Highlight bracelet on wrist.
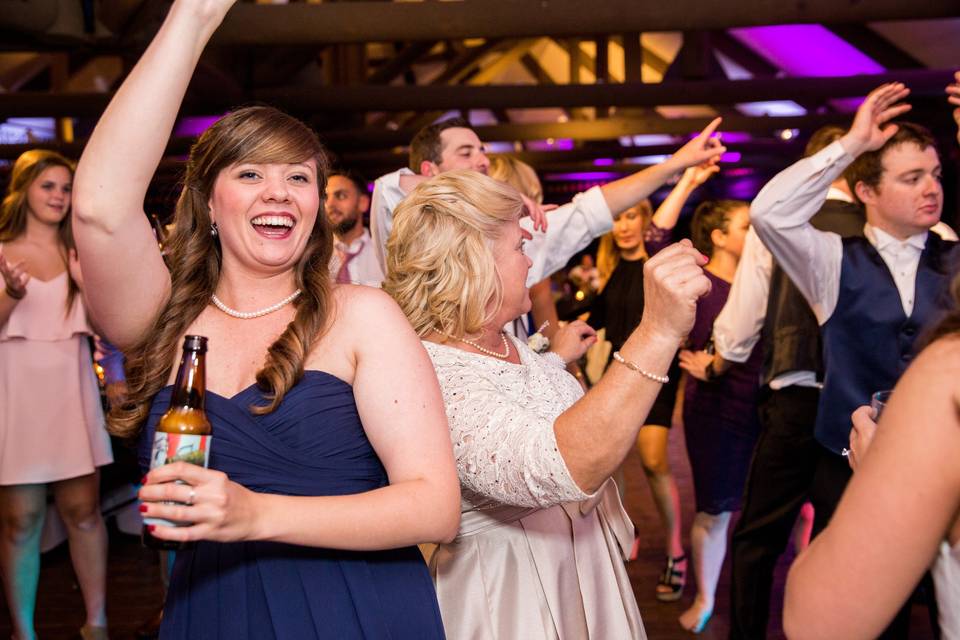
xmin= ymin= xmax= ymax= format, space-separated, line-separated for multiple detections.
xmin=612 ymin=351 xmax=669 ymax=384
xmin=704 ymin=361 xmax=716 ymax=382
xmin=4 ymin=285 xmax=25 ymax=301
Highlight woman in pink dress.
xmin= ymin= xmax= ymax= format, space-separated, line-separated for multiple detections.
xmin=0 ymin=150 xmax=112 ymax=640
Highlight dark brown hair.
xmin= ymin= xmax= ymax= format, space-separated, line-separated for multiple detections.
xmin=110 ymin=106 xmax=332 ymax=438
xmin=408 ymin=116 xmax=472 ymax=173
xmin=0 ymin=149 xmax=79 ymax=312
xmin=690 ymin=199 xmax=749 ymax=258
xmin=845 ymin=122 xmax=937 ymax=206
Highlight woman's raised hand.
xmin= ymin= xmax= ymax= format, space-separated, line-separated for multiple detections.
xmin=0 ymin=249 xmax=29 ymax=299
xmin=139 ymin=461 xmax=261 ymax=544
xmin=549 ymin=320 xmax=598 ymax=364
xmin=639 ymin=239 xmax=710 ymax=344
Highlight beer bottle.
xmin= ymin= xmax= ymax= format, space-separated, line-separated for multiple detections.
xmin=143 ymin=335 xmax=213 ymax=550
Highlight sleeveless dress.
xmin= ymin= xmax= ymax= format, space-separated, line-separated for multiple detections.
xmin=138 ymin=371 xmax=446 ymax=640
xmin=0 ymin=270 xmax=112 ymax=485
xmin=682 ymin=270 xmax=763 ymax=514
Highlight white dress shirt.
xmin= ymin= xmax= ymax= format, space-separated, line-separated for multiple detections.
xmin=750 ymin=140 xmax=932 ymax=330
xmin=330 ymin=228 xmax=385 ymax=287
xmin=713 ymin=188 xmax=853 ymax=390
xmin=370 ymin=168 xmax=614 ymax=287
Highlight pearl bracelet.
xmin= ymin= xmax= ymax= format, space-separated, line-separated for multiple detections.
xmin=612 ymin=351 xmax=669 ymax=384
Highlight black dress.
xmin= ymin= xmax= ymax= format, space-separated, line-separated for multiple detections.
xmin=588 ymin=258 xmax=682 ymax=427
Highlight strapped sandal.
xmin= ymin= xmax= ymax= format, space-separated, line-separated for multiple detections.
xmin=656 ymin=554 xmax=687 ymax=602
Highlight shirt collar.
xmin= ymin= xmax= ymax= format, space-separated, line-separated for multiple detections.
xmin=826 ymin=186 xmax=854 ymax=203
xmin=335 ymin=228 xmax=370 ymax=253
xmin=864 ymin=223 xmax=927 ymax=253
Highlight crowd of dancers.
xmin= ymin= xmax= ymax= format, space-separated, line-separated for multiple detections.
xmin=2 ymin=1 xmax=960 ymax=639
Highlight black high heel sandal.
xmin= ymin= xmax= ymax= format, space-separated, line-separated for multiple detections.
xmin=656 ymin=554 xmax=687 ymax=602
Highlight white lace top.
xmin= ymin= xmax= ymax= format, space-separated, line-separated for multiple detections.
xmin=422 ymin=335 xmax=591 ymax=509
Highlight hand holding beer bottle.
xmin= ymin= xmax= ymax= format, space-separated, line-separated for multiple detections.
xmin=142 ymin=335 xmax=212 ymax=549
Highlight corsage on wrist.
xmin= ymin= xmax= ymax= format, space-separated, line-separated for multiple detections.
xmin=527 ymin=321 xmax=550 ymax=354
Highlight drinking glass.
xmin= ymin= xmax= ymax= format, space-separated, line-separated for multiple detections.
xmin=871 ymin=390 xmax=893 ymax=420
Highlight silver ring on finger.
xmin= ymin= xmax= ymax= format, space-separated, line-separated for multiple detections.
xmin=186 ymin=486 xmax=196 ymax=506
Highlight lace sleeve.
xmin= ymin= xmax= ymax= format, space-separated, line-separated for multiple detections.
xmin=436 ymin=363 xmax=590 ymax=508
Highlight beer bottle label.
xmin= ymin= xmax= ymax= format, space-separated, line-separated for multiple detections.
xmin=143 ymin=432 xmax=212 ymax=528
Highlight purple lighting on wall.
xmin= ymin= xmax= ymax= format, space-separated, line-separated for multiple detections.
xmin=593 ymin=158 xmax=615 ymax=166
xmin=730 ymin=25 xmax=885 ymax=78
xmin=721 ymin=151 xmax=742 ymax=163
xmin=544 ymin=171 xmax=622 ymax=182
xmin=174 ymin=116 xmax=222 ymax=138
xmin=718 ymin=131 xmax=752 ymax=144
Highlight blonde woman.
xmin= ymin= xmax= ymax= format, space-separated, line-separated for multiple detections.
xmin=384 ymin=170 xmax=712 ymax=639
xmin=71 ymin=1 xmax=459 ymax=637
xmin=0 ymin=150 xmax=111 ymax=640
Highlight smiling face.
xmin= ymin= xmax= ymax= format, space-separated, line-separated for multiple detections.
xmin=207 ymin=160 xmax=321 ymax=274
xmin=857 ymin=143 xmax=943 ymax=239
xmin=429 ymin=127 xmax=490 ymax=176
xmin=490 ymin=217 xmax=533 ymax=323
xmin=26 ymin=165 xmax=72 ymax=226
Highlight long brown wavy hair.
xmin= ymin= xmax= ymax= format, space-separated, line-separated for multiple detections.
xmin=0 ymin=149 xmax=79 ymax=312
xmin=109 ymin=106 xmax=332 ymax=439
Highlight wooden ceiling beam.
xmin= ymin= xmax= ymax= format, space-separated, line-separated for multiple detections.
xmin=208 ymin=1 xmax=960 ymax=45
xmin=2 ymin=69 xmax=950 ymax=117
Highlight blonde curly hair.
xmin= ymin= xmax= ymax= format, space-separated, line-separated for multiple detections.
xmin=383 ymin=170 xmax=524 ymax=339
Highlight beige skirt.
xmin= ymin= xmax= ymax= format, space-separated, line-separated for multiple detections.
xmin=431 ymin=479 xmax=646 ymax=639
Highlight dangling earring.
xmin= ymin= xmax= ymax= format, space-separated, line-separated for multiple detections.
xmin=210 ymin=221 xmax=219 ymax=237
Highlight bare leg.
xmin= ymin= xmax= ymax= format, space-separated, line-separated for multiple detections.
xmin=52 ymin=472 xmax=108 ymax=629
xmin=637 ymin=425 xmax=684 ymax=558
xmin=0 ymin=484 xmax=47 ymax=640
xmin=792 ymin=501 xmax=815 ymax=555
xmin=680 ymin=510 xmax=732 ymax=633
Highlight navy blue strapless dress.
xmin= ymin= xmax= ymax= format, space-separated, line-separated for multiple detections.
xmin=139 ymin=371 xmax=446 ymax=639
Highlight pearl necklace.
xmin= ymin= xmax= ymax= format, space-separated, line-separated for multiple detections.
xmin=439 ymin=330 xmax=511 ymax=359
xmin=211 ymin=289 xmax=302 ymax=319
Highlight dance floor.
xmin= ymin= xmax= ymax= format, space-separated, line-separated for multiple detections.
xmin=0 ymin=424 xmax=938 ymax=639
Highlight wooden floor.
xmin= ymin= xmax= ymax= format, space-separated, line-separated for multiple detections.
xmin=0 ymin=424 xmax=938 ymax=639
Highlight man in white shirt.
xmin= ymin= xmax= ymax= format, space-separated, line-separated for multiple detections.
xmin=370 ymin=116 xmax=727 ymax=294
xmin=326 ymin=172 xmax=385 ymax=287
xmin=749 ymin=84 xmax=958 ymax=639
xmin=691 ymin=126 xmax=866 ymax=639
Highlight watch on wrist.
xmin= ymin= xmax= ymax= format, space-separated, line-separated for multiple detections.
xmin=704 ymin=360 xmax=717 ymax=382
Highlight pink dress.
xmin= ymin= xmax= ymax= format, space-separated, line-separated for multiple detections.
xmin=0 ymin=270 xmax=112 ymax=485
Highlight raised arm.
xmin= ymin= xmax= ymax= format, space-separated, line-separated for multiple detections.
xmin=72 ymin=0 xmax=235 ymax=347
xmin=651 ymin=159 xmax=720 ymax=232
xmin=750 ymin=83 xmax=910 ymax=326
xmin=556 ymin=241 xmax=711 ymax=492
xmin=949 ymin=70 xmax=960 ymax=146
xmin=521 ymin=119 xmax=725 ymax=284
xmin=784 ymin=337 xmax=960 ymax=639
xmin=599 ymin=118 xmax=725 ymax=215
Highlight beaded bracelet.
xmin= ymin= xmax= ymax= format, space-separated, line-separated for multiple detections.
xmin=612 ymin=351 xmax=669 ymax=384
